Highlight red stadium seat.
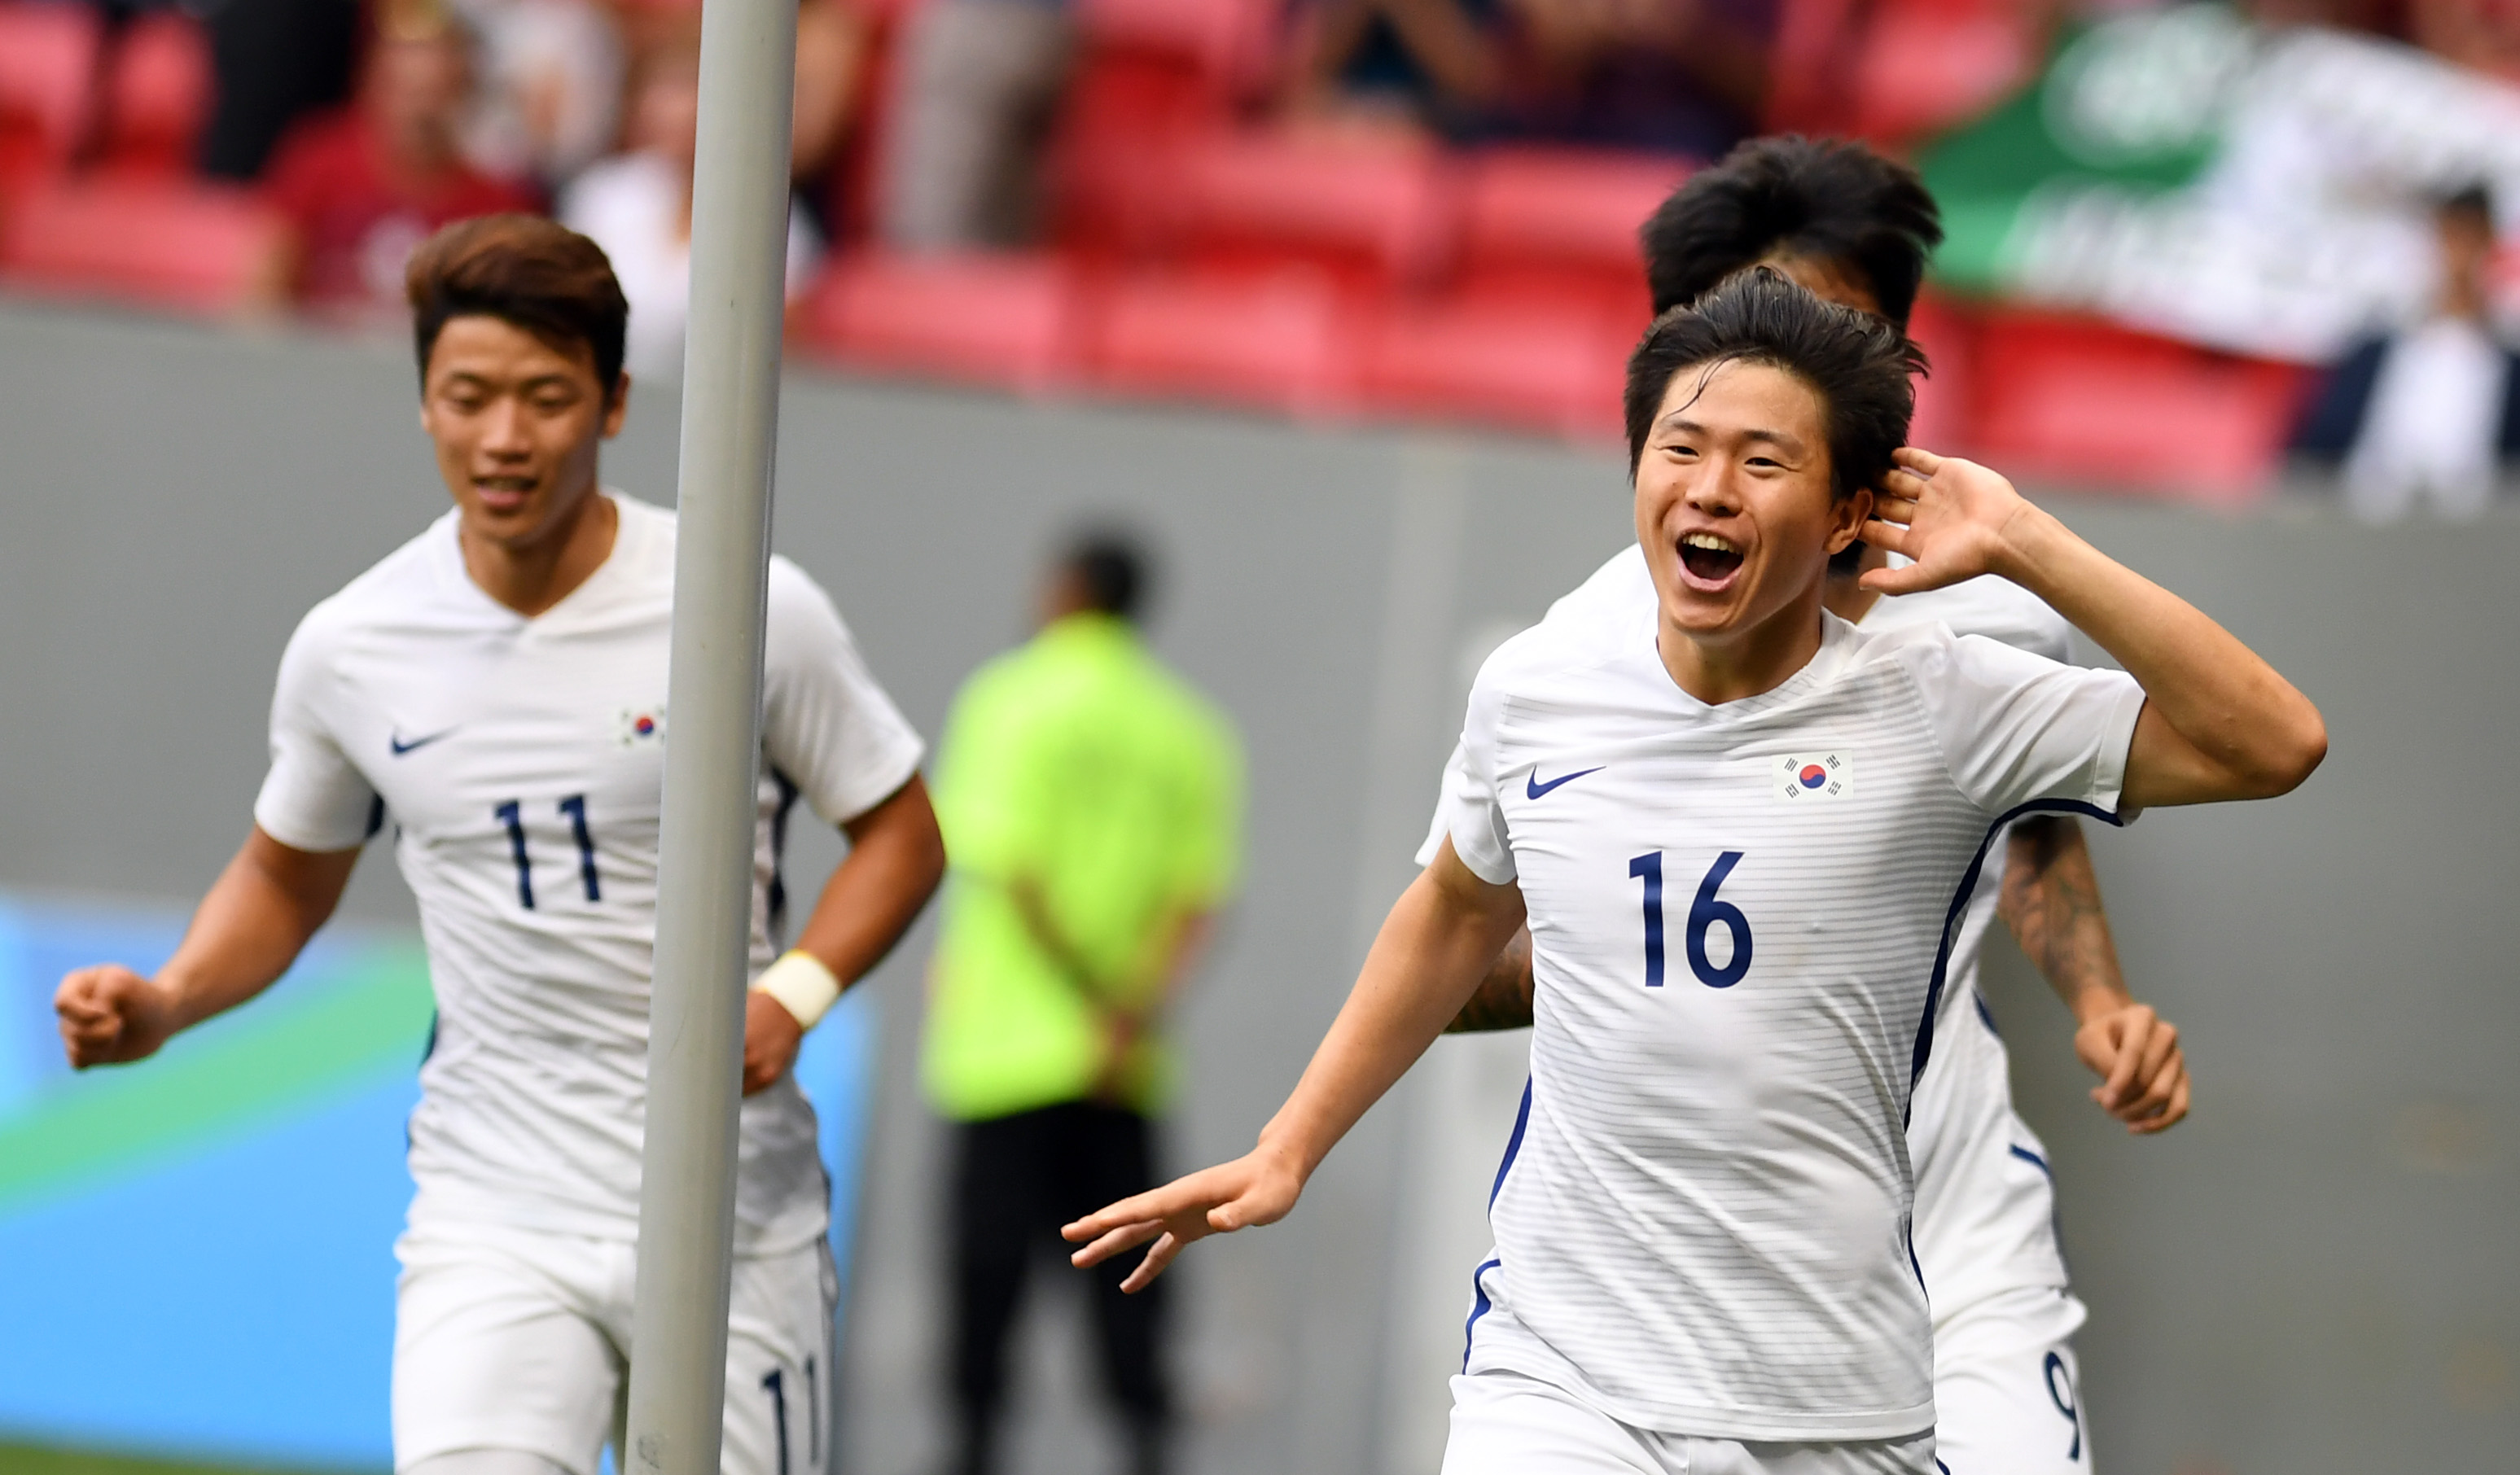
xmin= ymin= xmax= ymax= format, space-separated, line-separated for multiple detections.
xmin=1904 ymin=290 xmax=1977 ymax=453
xmin=1364 ymin=296 xmax=1628 ymax=441
xmin=1451 ymin=146 xmax=1681 ymax=322
xmin=1967 ymin=310 xmax=2307 ymax=501
xmin=797 ymin=250 xmax=1081 ymax=393
xmin=97 ymin=10 xmax=213 ymax=178
xmin=1850 ymin=0 xmax=2036 ymax=146
xmin=1164 ymin=128 xmax=1458 ymax=291
xmin=0 ymin=180 xmax=289 ymax=315
xmin=0 ymin=2 xmax=102 ymax=188
xmin=1089 ymin=268 xmax=1362 ymax=416
xmin=1076 ymin=0 xmax=1271 ymax=87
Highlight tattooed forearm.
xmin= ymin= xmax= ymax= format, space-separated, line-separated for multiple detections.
xmin=1998 ymin=815 xmax=2129 ymax=1018
xmin=1444 ymin=928 xmax=1536 ymax=1033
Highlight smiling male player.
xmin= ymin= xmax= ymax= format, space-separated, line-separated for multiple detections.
xmin=1065 ymin=271 xmax=2326 ymax=1473
xmin=1432 ymin=136 xmax=2187 ymax=1473
xmin=54 ymin=215 xmax=945 ymax=1475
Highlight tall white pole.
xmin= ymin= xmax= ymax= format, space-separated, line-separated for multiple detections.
xmin=625 ymin=0 xmax=799 ymax=1465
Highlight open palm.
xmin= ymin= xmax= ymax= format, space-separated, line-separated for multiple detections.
xmin=1857 ymin=447 xmax=2033 ymax=597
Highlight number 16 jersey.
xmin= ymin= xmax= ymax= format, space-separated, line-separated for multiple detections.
xmin=252 ymin=495 xmax=925 ymax=1254
xmin=1438 ymin=604 xmax=2141 ymax=1442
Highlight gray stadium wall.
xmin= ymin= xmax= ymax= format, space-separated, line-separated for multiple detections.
xmin=1 ymin=302 xmax=2513 ymax=1475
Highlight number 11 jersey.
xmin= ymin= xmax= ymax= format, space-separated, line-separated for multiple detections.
xmin=252 ymin=495 xmax=925 ymax=1254
xmin=1438 ymin=604 xmax=2141 ymax=1442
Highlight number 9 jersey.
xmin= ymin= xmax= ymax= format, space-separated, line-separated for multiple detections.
xmin=251 ymin=495 xmax=925 ymax=1255
xmin=1437 ymin=600 xmax=2141 ymax=1443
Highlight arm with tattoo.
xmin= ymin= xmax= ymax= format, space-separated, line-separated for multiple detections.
xmin=1443 ymin=927 xmax=1535 ymax=1033
xmin=1998 ymin=814 xmax=2189 ymax=1133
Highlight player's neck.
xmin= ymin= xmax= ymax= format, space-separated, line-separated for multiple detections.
xmin=461 ymin=487 xmax=619 ymax=618
xmin=1654 ymin=582 xmax=1830 ymax=707
xmin=1821 ymin=576 xmax=1880 ymax=624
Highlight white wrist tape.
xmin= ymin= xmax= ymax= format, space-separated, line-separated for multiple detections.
xmin=752 ymin=950 xmax=842 ymax=1030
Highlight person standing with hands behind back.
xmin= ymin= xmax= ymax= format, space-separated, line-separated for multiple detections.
xmin=924 ymin=532 xmax=1244 ymax=1475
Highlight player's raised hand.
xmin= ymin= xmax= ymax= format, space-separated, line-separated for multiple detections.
xmin=1063 ymin=1145 xmax=1306 ymax=1293
xmin=55 ymin=965 xmax=178 ymax=1068
xmin=2075 ymin=1000 xmax=2190 ymax=1134
xmin=741 ymin=989 xmax=805 ymax=1096
xmin=1857 ymin=448 xmax=2033 ymax=597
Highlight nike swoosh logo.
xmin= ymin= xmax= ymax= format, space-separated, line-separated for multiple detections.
xmin=388 ymin=728 xmax=458 ymax=756
xmin=1525 ymin=765 xmax=1602 ymax=800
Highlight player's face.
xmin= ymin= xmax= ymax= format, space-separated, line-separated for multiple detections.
xmin=419 ymin=314 xmax=628 ymax=552
xmin=1633 ymin=359 xmax=1870 ymax=646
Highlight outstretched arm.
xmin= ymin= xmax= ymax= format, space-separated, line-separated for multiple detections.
xmin=1064 ymin=840 xmax=1526 ymax=1291
xmin=2000 ymin=816 xmax=2189 ymax=1133
xmin=743 ymin=774 xmax=947 ymax=1094
xmin=1864 ymin=448 xmax=2327 ymax=810
xmin=56 ymin=826 xmax=359 ymax=1069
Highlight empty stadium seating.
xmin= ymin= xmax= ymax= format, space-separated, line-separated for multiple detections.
xmin=96 ymin=10 xmax=213 ymax=178
xmin=1967 ymin=310 xmax=2307 ymax=501
xmin=798 ymin=250 xmax=1081 ymax=393
xmin=1090 ymin=269 xmax=1361 ymax=417
xmin=0 ymin=181 xmax=289 ymax=315
xmin=0 ymin=2 xmax=100 ymax=190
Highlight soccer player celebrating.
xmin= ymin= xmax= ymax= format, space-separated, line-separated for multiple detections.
xmin=1066 ymin=270 xmax=2325 ymax=1472
xmin=1438 ymin=135 xmax=2187 ymax=1473
xmin=53 ymin=215 xmax=944 ymax=1475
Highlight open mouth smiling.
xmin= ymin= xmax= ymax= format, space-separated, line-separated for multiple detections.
xmin=1677 ymin=531 xmax=1745 ymax=586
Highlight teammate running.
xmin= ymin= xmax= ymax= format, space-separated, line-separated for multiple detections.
xmin=1434 ymin=136 xmax=2188 ymax=1472
xmin=52 ymin=215 xmax=945 ymax=1475
xmin=1065 ymin=270 xmax=2325 ymax=1472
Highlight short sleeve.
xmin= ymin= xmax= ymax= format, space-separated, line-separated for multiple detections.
xmin=252 ymin=612 xmax=378 ymax=852
xmin=1435 ymin=670 xmax=1517 ymax=884
xmin=1904 ymin=631 xmax=2146 ymax=821
xmin=761 ymin=559 xmax=926 ymax=826
xmin=1414 ymin=742 xmax=1470 ymax=868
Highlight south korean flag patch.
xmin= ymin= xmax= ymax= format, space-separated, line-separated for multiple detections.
xmin=1773 ymin=752 xmax=1854 ymax=803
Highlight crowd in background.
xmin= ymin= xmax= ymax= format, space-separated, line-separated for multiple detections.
xmin=7 ymin=0 xmax=2520 ymax=507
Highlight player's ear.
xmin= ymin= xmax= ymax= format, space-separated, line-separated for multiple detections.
xmin=1825 ymin=485 xmax=1874 ymax=554
xmin=603 ymin=374 xmax=632 ymax=438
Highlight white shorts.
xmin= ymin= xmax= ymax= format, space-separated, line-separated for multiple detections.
xmin=392 ymin=1222 xmax=835 ymax=1475
xmin=1440 ymin=1369 xmax=1937 ymax=1475
xmin=1931 ymin=1285 xmax=2090 ymax=1475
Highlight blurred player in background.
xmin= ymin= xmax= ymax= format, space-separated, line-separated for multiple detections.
xmin=924 ymin=532 xmax=1244 ymax=1475
xmin=1066 ymin=269 xmax=2326 ymax=1473
xmin=53 ymin=214 xmax=945 ymax=1475
xmin=1435 ymin=136 xmax=2189 ymax=1473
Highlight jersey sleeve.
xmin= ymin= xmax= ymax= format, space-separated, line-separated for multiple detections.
xmin=1904 ymin=630 xmax=2147 ymax=821
xmin=1415 ymin=742 xmax=1470 ymax=868
xmin=252 ymin=609 xmax=379 ymax=852
xmin=761 ymin=559 xmax=926 ymax=826
xmin=1435 ymin=667 xmax=1517 ymax=884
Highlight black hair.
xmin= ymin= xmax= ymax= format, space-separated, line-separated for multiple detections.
xmin=1638 ymin=136 xmax=1943 ymax=328
xmin=2443 ymin=182 xmax=2494 ymax=224
xmin=1624 ymin=268 xmax=1926 ymax=501
xmin=406 ymin=214 xmax=629 ymax=400
xmin=1061 ymin=530 xmax=1149 ymax=621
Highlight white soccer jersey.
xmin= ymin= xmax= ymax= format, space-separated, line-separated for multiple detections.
xmin=1435 ymin=571 xmax=2142 ymax=1440
xmin=1418 ymin=548 xmax=2089 ymax=1323
xmin=254 ymin=494 xmax=924 ymax=1254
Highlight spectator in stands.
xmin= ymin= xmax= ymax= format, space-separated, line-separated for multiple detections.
xmin=879 ymin=0 xmax=1073 ymax=249
xmin=261 ymin=0 xmax=537 ymax=317
xmin=2294 ymin=186 xmax=2519 ymax=521
xmin=926 ymin=532 xmax=1242 ymax=1475
xmin=452 ymin=0 xmax=629 ymax=188
xmin=199 ymin=0 xmax=360 ymax=180
xmin=561 ymin=27 xmax=822 ymax=379
xmin=1291 ymin=0 xmax=1773 ymax=158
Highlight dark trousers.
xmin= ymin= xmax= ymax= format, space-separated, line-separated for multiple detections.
xmin=949 ymin=1101 xmax=1169 ymax=1475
